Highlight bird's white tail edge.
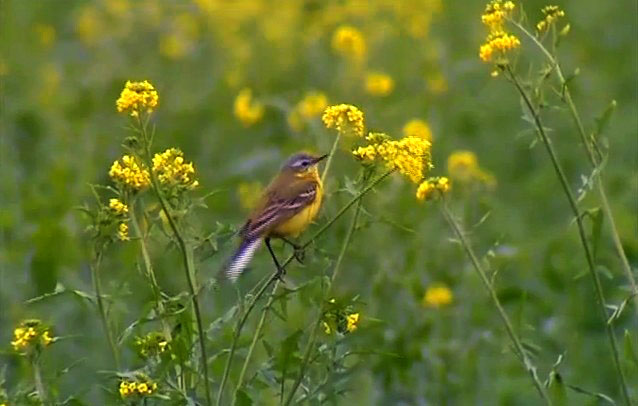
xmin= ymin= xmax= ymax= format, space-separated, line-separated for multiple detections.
xmin=225 ymin=237 xmax=262 ymax=282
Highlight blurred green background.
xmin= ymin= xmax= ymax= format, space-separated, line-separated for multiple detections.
xmin=1 ymin=0 xmax=636 ymax=404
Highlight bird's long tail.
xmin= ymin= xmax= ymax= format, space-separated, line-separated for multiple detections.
xmin=225 ymin=237 xmax=262 ymax=282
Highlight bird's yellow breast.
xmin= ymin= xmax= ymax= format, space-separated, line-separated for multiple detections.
xmin=272 ymin=181 xmax=323 ymax=237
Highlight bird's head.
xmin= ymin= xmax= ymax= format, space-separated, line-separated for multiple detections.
xmin=282 ymin=152 xmax=328 ymax=178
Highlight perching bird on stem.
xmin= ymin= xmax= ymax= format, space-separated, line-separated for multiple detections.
xmin=225 ymin=152 xmax=327 ymax=282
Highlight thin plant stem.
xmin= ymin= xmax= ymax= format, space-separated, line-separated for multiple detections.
xmin=321 ymin=133 xmax=341 ymax=185
xmin=505 ymin=67 xmax=631 ymax=405
xmin=283 ymin=194 xmax=365 ymax=406
xmin=231 ymin=280 xmax=281 ymax=405
xmin=510 ymin=20 xmax=638 ymax=314
xmin=440 ymin=202 xmax=551 ymax=404
xmin=137 ymin=115 xmax=212 ymax=406
xmin=90 ymin=248 xmax=120 ymax=369
xmin=32 ymin=355 xmax=47 ymax=404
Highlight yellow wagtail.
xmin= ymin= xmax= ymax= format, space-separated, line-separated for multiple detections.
xmin=225 ymin=152 xmax=327 ymax=281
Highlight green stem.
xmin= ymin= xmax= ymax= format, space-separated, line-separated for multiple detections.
xmin=283 ymin=194 xmax=365 ymax=406
xmin=32 ymin=356 xmax=47 ymax=404
xmin=506 ymin=67 xmax=631 ymax=405
xmin=231 ymin=280 xmax=281 ymax=405
xmin=321 ymin=133 xmax=341 ymax=185
xmin=137 ymin=116 xmax=212 ymax=406
xmin=510 ymin=20 xmax=638 ymax=314
xmin=440 ymin=203 xmax=551 ymax=404
xmin=91 ymin=248 xmax=120 ymax=369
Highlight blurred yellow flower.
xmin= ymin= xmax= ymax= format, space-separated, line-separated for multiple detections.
xmin=416 ymin=176 xmax=450 ymax=201
xmin=109 ymin=155 xmax=151 ymax=191
xmin=75 ymin=6 xmax=102 ymax=46
xmin=402 ymin=119 xmax=432 ymax=142
xmin=346 ymin=313 xmax=360 ymax=332
xmin=234 ymin=88 xmax=264 ymax=127
xmin=365 ymin=72 xmax=394 ymax=96
xmin=118 ymin=222 xmax=130 ymax=241
xmin=109 ymin=198 xmax=129 ymax=215
xmin=119 ymin=376 xmax=157 ymax=398
xmin=481 ymin=0 xmax=515 ymax=31
xmin=537 ymin=5 xmax=566 ymax=32
xmin=331 ymin=25 xmax=366 ymax=61
xmin=322 ymin=104 xmax=365 ymax=137
xmin=34 ymin=24 xmax=56 ymax=48
xmin=298 ymin=91 xmax=328 ymax=118
xmin=135 ymin=332 xmax=169 ymax=358
xmin=116 ymin=80 xmax=159 ymax=117
xmin=159 ymin=34 xmax=189 ymax=60
xmin=423 ymin=284 xmax=453 ymax=308
xmin=447 ymin=150 xmax=496 ymax=187
xmin=152 ymin=148 xmax=199 ymax=189
xmin=237 ymin=181 xmax=263 ymax=211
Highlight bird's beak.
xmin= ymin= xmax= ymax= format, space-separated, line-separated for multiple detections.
xmin=314 ymin=154 xmax=329 ymax=164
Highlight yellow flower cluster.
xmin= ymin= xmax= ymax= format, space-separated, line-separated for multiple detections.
xmin=423 ymin=284 xmax=453 ymax=308
xmin=119 ymin=377 xmax=158 ymax=398
xmin=116 ymin=80 xmax=159 ymax=117
xmin=352 ymin=133 xmax=433 ymax=184
xmin=288 ymin=91 xmax=329 ymax=132
xmin=402 ymin=119 xmax=432 ymax=142
xmin=481 ymin=0 xmax=515 ymax=31
xmin=479 ymin=31 xmax=521 ymax=62
xmin=375 ymin=136 xmax=433 ymax=184
xmin=322 ymin=104 xmax=365 ymax=137
xmin=118 ymin=222 xmax=130 ymax=241
xmin=346 ymin=313 xmax=360 ymax=333
xmin=152 ymin=148 xmax=199 ymax=189
xmin=109 ymin=155 xmax=151 ymax=191
xmin=331 ymin=25 xmax=366 ymax=61
xmin=11 ymin=320 xmax=53 ymax=352
xmin=416 ymin=176 xmax=450 ymax=201
xmin=537 ymin=5 xmax=566 ymax=32
xmin=109 ymin=198 xmax=128 ymax=215
xmin=135 ymin=332 xmax=169 ymax=358
xmin=234 ymin=88 xmax=264 ymax=127
xmin=365 ymin=72 xmax=394 ymax=96
xmin=479 ymin=0 xmax=520 ymax=63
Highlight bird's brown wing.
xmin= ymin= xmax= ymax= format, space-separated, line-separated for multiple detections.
xmin=240 ymin=178 xmax=318 ymax=240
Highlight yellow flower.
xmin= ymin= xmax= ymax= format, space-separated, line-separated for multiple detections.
xmin=346 ymin=313 xmax=360 ymax=333
xmin=234 ymin=88 xmax=264 ymax=127
xmin=119 ymin=376 xmax=157 ymax=398
xmin=365 ymin=72 xmax=394 ymax=96
xmin=116 ymin=80 xmax=159 ymax=117
xmin=118 ymin=222 xmax=130 ymax=241
xmin=135 ymin=332 xmax=170 ymax=358
xmin=481 ymin=0 xmax=515 ymax=31
xmin=109 ymin=155 xmax=151 ymax=191
xmin=536 ymin=5 xmax=566 ymax=32
xmin=11 ymin=320 xmax=53 ymax=352
xmin=322 ymin=104 xmax=365 ymax=137
xmin=423 ymin=284 xmax=453 ymax=307
xmin=375 ymin=136 xmax=433 ymax=183
xmin=331 ymin=25 xmax=366 ymax=61
xmin=447 ymin=150 xmax=478 ymax=181
xmin=479 ymin=31 xmax=520 ymax=62
xmin=402 ymin=119 xmax=432 ymax=142
xmin=137 ymin=383 xmax=149 ymax=394
xmin=297 ymin=91 xmax=328 ymax=118
xmin=109 ymin=198 xmax=129 ymax=215
xmin=352 ymin=145 xmax=377 ymax=161
xmin=237 ymin=181 xmax=263 ymax=211
xmin=416 ymin=176 xmax=450 ymax=201
xmin=152 ymin=148 xmax=199 ymax=189
xmin=119 ymin=381 xmax=131 ymax=397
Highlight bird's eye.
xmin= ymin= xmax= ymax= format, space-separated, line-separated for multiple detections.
xmin=300 ymin=160 xmax=310 ymax=167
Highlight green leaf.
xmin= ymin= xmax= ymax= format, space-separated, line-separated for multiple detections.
xmin=594 ymin=99 xmax=617 ymax=139
xmin=587 ymin=208 xmax=603 ymax=259
xmin=547 ymin=355 xmax=567 ymax=406
xmin=235 ymin=389 xmax=253 ymax=406
xmin=25 ymin=283 xmax=95 ymax=305
xmin=623 ymin=329 xmax=638 ymax=369
xmin=566 ymin=384 xmax=616 ymax=405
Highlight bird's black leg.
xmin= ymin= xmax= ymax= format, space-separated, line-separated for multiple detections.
xmin=265 ymin=237 xmax=286 ymax=281
xmin=279 ymin=236 xmax=305 ymax=264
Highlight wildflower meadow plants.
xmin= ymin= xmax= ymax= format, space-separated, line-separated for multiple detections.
xmin=2 ymin=1 xmax=636 ymax=405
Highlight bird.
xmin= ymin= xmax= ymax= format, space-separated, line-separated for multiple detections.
xmin=224 ymin=152 xmax=328 ymax=282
